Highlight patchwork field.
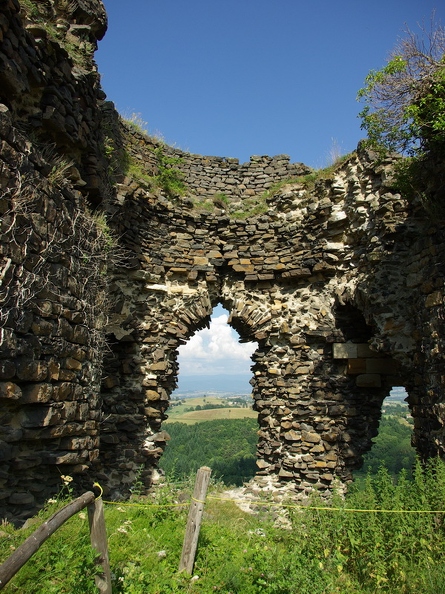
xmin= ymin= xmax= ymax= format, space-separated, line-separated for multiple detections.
xmin=165 ymin=396 xmax=257 ymax=424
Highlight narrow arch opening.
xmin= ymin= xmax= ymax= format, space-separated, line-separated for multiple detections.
xmin=161 ymin=304 xmax=259 ymax=485
xmin=354 ymin=385 xmax=416 ymax=479
xmin=333 ymin=301 xmax=415 ymax=480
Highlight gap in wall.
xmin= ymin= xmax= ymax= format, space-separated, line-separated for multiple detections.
xmin=354 ymin=386 xmax=415 ymax=480
xmin=160 ymin=305 xmax=258 ymax=484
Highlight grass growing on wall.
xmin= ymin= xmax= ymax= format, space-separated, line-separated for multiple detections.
xmin=115 ymin=116 xmax=188 ymax=199
xmin=1 ymin=459 xmax=445 ymax=593
xmin=19 ymin=0 xmax=96 ymax=68
xmin=192 ymin=152 xmax=356 ymax=219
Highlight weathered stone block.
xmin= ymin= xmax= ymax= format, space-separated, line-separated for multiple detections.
xmin=16 ymin=361 xmax=47 ymax=381
xmin=347 ymin=359 xmax=366 ymax=374
xmin=301 ymin=431 xmax=321 ymax=444
xmin=145 ymin=389 xmax=160 ymax=401
xmin=65 ymin=357 xmax=82 ymax=371
xmin=60 ymin=436 xmax=92 ymax=450
xmin=21 ymin=383 xmax=53 ymax=403
xmin=0 ymin=381 xmax=22 ymax=400
xmin=425 ymin=291 xmax=443 ymax=308
xmin=75 ymin=403 xmax=89 ymax=421
xmin=356 ymin=344 xmax=377 ymax=357
xmin=281 ymin=268 xmax=311 ymax=279
xmin=52 ymin=383 xmax=76 ymax=401
xmin=280 ymin=421 xmax=293 ymax=430
xmin=21 ymin=406 xmax=62 ymax=428
xmin=283 ymin=430 xmax=300 ymax=441
xmin=150 ymin=361 xmax=168 ymax=371
xmin=60 ymin=402 xmax=77 ymax=422
xmin=58 ymin=369 xmax=76 ymax=381
xmin=47 ymin=360 xmax=60 ymax=380
xmin=366 ymin=359 xmax=399 ymax=375
xmin=46 ymin=451 xmax=89 ymax=464
xmin=31 ymin=317 xmax=54 ymax=336
xmin=9 ymin=492 xmax=35 ymax=505
xmin=233 ymin=263 xmax=254 ymax=273
xmin=102 ymin=375 xmax=119 ymax=389
xmin=144 ymin=407 xmax=161 ymax=417
xmin=322 ymin=428 xmax=341 ymax=442
xmin=333 ymin=343 xmax=357 ymax=358
xmin=147 ymin=430 xmax=170 ymax=443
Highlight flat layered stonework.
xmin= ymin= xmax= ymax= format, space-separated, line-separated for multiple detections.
xmin=1 ymin=0 xmax=445 ymax=521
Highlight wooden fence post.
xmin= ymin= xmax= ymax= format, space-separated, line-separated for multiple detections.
xmin=0 ymin=491 xmax=96 ymax=590
xmin=87 ymin=497 xmax=112 ymax=594
xmin=179 ymin=466 xmax=211 ymax=574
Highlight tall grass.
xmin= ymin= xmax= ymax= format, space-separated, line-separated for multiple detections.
xmin=0 ymin=460 xmax=444 ymax=593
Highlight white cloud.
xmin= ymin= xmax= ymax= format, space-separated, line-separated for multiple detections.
xmin=178 ymin=312 xmax=257 ymax=376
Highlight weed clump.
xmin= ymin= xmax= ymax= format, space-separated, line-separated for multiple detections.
xmin=0 ymin=459 xmax=444 ymax=593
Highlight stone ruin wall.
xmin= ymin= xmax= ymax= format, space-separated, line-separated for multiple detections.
xmin=0 ymin=0 xmax=112 ymax=520
xmin=121 ymin=120 xmax=311 ymax=200
xmin=102 ymin=143 xmax=445 ymax=500
xmin=1 ymin=0 xmax=445 ymax=520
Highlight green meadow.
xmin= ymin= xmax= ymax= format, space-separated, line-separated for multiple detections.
xmin=166 ymin=397 xmax=257 ymax=425
xmin=1 ymin=461 xmax=445 ymax=593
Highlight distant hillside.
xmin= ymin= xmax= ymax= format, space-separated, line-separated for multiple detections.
xmin=173 ymin=374 xmax=252 ymax=395
xmin=160 ymin=418 xmax=258 ymax=485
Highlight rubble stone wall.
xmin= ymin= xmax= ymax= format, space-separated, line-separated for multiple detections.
xmin=1 ymin=0 xmax=445 ymax=519
xmin=0 ymin=0 xmax=111 ymax=520
xmin=121 ymin=123 xmax=311 ymax=199
xmin=103 ymin=143 xmax=445 ymax=500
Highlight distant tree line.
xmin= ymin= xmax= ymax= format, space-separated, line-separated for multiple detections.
xmin=358 ymin=414 xmax=415 ymax=477
xmin=160 ymin=409 xmax=415 ymax=487
xmin=159 ymin=418 xmax=258 ymax=486
xmin=183 ymin=403 xmax=231 ymax=413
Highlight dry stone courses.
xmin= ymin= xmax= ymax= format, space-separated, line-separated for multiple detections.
xmin=102 ymin=142 xmax=445 ymax=502
xmin=0 ymin=0 xmax=445 ymax=520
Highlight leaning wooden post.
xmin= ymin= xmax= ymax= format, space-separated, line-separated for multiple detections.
xmin=179 ymin=466 xmax=212 ymax=574
xmin=0 ymin=491 xmax=95 ymax=590
xmin=87 ymin=497 xmax=112 ymax=594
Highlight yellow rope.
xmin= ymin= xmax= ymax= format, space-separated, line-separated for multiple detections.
xmin=99 ymin=494 xmax=445 ymax=515
xmin=93 ymin=482 xmax=103 ymax=499
xmin=102 ymin=499 xmax=189 ymax=508
xmin=206 ymin=496 xmax=445 ymax=514
xmin=94 ymin=482 xmax=445 ymax=515
xmin=191 ymin=497 xmax=206 ymax=505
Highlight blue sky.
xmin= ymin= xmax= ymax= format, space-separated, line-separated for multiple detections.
xmin=97 ymin=0 xmax=442 ymax=168
xmin=176 ymin=305 xmax=256 ymax=379
xmin=96 ymin=1 xmax=442 ymax=386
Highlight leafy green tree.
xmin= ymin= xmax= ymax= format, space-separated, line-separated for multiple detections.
xmin=357 ymin=415 xmax=415 ymax=477
xmin=358 ymin=21 xmax=445 ymax=155
xmin=357 ymin=19 xmax=445 ymax=205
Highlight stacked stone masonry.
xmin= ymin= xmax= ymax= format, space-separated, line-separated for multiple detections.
xmin=1 ymin=0 xmax=445 ymax=520
xmin=121 ymin=125 xmax=311 ymax=200
xmin=103 ymin=144 xmax=445 ymax=501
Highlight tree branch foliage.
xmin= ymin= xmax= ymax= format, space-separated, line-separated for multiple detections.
xmin=358 ymin=17 xmax=445 ymax=208
xmin=358 ymin=18 xmax=445 ymax=156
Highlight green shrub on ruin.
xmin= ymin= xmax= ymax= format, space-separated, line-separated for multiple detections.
xmin=153 ymin=146 xmax=187 ymax=199
xmin=357 ymin=21 xmax=445 ymax=211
